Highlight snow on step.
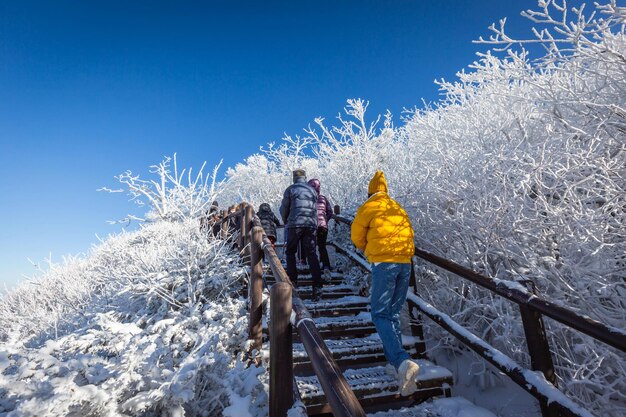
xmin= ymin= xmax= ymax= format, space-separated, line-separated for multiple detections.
xmin=303 ymin=295 xmax=369 ymax=309
xmin=311 ymin=311 xmax=372 ymax=329
xmin=367 ymin=397 xmax=496 ymax=417
xmin=292 ymin=333 xmax=420 ymax=359
xmin=296 ymin=284 xmax=358 ymax=294
xmin=263 ymin=310 xmax=370 ymax=329
xmin=297 ymin=362 xmax=453 ymax=401
xmin=263 ymin=310 xmax=371 ymax=332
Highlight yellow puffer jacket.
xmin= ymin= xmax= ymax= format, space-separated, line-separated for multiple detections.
xmin=351 ymin=171 xmax=415 ymax=263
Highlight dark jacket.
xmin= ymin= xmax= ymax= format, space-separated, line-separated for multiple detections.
xmin=308 ymin=179 xmax=333 ymax=230
xmin=280 ymin=177 xmax=318 ymax=229
xmin=228 ymin=212 xmax=240 ymax=236
xmin=257 ymin=203 xmax=281 ymax=238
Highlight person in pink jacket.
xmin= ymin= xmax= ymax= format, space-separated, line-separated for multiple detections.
xmin=308 ymin=178 xmax=333 ymax=280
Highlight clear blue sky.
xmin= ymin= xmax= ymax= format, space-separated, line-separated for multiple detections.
xmin=0 ymin=0 xmax=539 ymax=290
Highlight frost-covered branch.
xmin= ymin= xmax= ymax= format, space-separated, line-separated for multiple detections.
xmin=102 ymin=154 xmax=224 ymax=223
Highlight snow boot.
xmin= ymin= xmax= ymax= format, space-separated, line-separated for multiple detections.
xmin=397 ymin=359 xmax=420 ymax=396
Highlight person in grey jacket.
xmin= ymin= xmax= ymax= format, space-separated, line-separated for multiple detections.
xmin=280 ymin=169 xmax=322 ymax=300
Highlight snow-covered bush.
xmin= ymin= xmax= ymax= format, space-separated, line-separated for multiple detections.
xmin=0 ymin=157 xmax=268 ymax=416
xmin=220 ymin=1 xmax=626 ymax=415
xmin=406 ymin=2 xmax=626 ymax=414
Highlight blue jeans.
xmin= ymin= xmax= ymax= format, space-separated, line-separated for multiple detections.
xmin=370 ymin=262 xmax=411 ymax=369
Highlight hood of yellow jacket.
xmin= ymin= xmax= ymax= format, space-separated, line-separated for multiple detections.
xmin=368 ymin=170 xmax=388 ymax=195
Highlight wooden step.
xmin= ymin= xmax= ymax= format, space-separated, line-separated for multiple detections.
xmin=303 ymin=295 xmax=369 ymax=317
xmin=296 ymin=312 xmax=375 ymax=340
xmin=293 ymin=334 xmax=421 ymax=375
xmin=267 ymin=277 xmax=345 ymax=287
xmin=297 ymin=362 xmax=453 ymax=415
xmin=295 ymin=284 xmax=360 ymax=300
xmin=263 ymin=312 xmax=377 ymax=340
xmin=276 ymin=263 xmax=344 ymax=276
xmin=265 ymin=271 xmax=345 ymax=286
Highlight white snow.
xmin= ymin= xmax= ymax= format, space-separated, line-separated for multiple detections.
xmin=368 ymin=397 xmax=497 ymax=417
xmin=407 ymin=292 xmax=595 ymax=417
xmin=0 ymin=219 xmax=267 ymax=417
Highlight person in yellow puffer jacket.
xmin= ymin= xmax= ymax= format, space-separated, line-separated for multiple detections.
xmin=351 ymin=170 xmax=420 ymax=396
xmin=351 ymin=171 xmax=415 ymax=263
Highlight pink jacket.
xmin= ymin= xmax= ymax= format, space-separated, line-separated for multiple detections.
xmin=308 ymin=179 xmax=333 ymax=229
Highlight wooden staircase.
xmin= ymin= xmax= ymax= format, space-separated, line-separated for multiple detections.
xmin=263 ymin=259 xmax=454 ymax=416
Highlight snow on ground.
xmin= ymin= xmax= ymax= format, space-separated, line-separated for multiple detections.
xmin=369 ymin=397 xmax=496 ymax=417
xmin=0 ymin=219 xmax=267 ymax=417
xmin=432 ymin=347 xmax=540 ymax=417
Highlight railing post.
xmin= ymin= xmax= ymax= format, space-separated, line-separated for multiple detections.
xmin=270 ymin=282 xmax=293 ymax=417
xmin=242 ymin=204 xmax=254 ymax=265
xmin=237 ymin=203 xmax=246 ymax=251
xmin=332 ymin=205 xmax=341 ymax=235
xmin=249 ymin=226 xmax=264 ymax=355
xmin=518 ymin=280 xmax=559 ymax=417
xmin=409 ymin=259 xmax=427 ymax=358
xmin=220 ymin=209 xmax=229 ymax=240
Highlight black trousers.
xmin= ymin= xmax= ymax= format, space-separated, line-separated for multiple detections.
xmin=286 ymin=227 xmax=322 ymax=288
xmin=317 ymin=227 xmax=331 ymax=270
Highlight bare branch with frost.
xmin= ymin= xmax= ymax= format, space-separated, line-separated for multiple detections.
xmin=100 ymin=153 xmax=224 ymax=223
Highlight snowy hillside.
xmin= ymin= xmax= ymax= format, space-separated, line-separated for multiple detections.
xmin=0 ymin=189 xmax=266 ymax=416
